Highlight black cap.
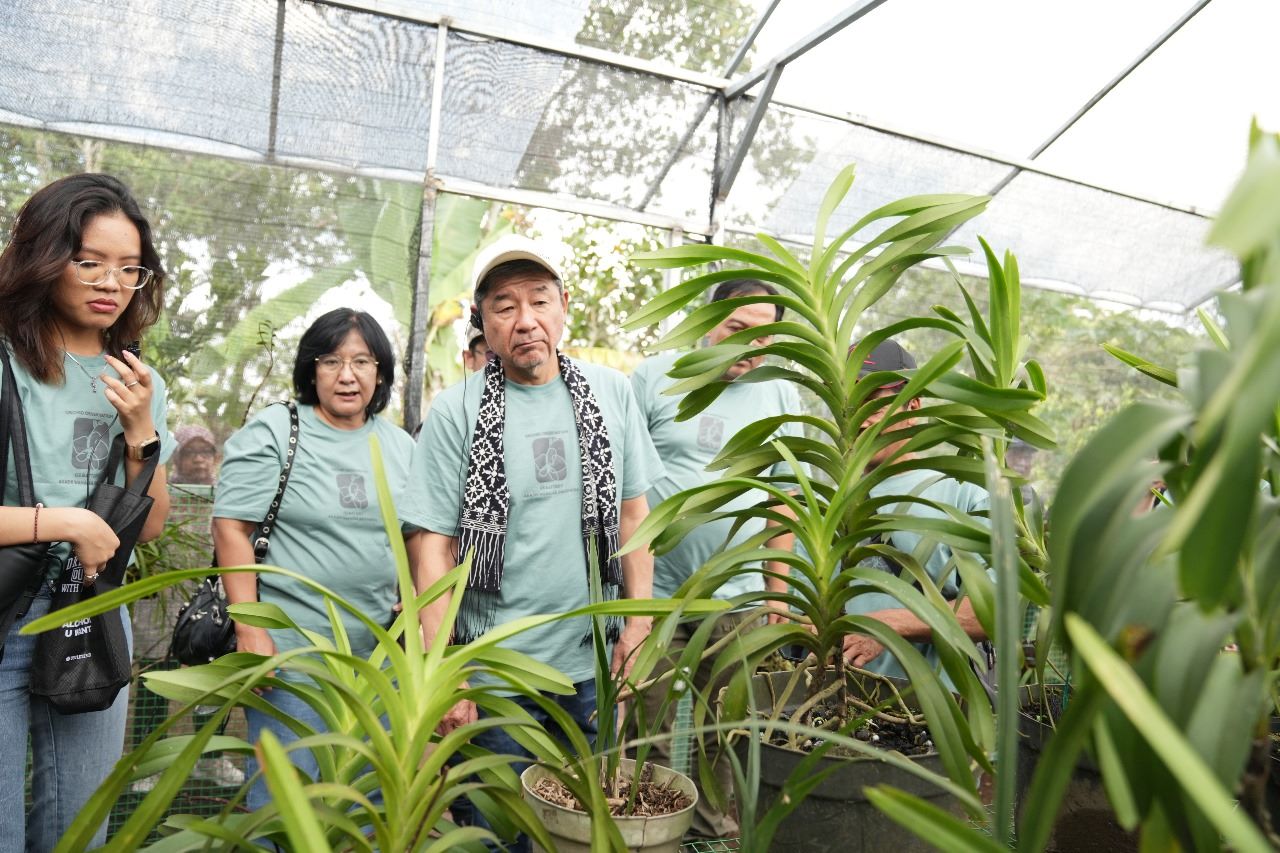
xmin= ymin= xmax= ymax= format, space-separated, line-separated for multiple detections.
xmin=857 ymin=339 xmax=917 ymax=386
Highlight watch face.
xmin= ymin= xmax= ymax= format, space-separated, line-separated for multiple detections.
xmin=131 ymin=435 xmax=161 ymax=460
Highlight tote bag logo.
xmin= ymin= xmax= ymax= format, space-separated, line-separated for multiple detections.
xmin=336 ymin=473 xmax=368 ymax=509
xmin=71 ymin=418 xmax=111 ymax=471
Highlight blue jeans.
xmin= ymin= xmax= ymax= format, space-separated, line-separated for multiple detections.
xmin=243 ymin=682 xmax=327 ymax=811
xmin=453 ymin=679 xmax=601 ymax=853
xmin=0 ymin=582 xmax=131 ymax=852
xmin=243 ymin=676 xmax=388 ymax=813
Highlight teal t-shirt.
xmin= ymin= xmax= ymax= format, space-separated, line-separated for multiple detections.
xmin=632 ymin=351 xmax=803 ymax=602
xmin=400 ymin=359 xmax=663 ymax=687
xmin=1 ymin=344 xmax=175 ymax=583
xmin=213 ymin=403 xmax=415 ymax=661
xmin=845 ymin=468 xmax=991 ymax=681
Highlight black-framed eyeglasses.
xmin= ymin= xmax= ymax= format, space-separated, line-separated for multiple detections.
xmin=70 ymin=260 xmax=154 ymax=290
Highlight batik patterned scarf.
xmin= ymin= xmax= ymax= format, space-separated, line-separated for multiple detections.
xmin=454 ymin=353 xmax=622 ymax=644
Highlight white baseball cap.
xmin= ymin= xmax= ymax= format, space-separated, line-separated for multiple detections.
xmin=471 ymin=234 xmax=565 ymax=300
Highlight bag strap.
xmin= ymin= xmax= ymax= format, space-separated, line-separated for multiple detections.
xmin=99 ymin=432 xmax=162 ymax=497
xmin=0 ymin=345 xmax=36 ymax=507
xmin=252 ymin=401 xmax=299 ymax=561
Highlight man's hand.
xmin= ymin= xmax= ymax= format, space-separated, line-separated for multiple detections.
xmin=611 ymin=617 xmax=652 ymax=680
xmin=842 ymin=632 xmax=886 ymax=667
xmin=766 ymin=599 xmax=790 ymax=625
xmin=438 ymin=695 xmax=478 ymax=735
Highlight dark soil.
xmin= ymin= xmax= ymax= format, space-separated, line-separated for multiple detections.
xmin=531 ymin=764 xmax=692 ymax=818
xmin=773 ymin=697 xmax=934 ymax=758
xmin=1023 ymin=689 xmax=1066 ymax=726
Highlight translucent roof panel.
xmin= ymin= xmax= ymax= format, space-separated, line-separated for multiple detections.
xmin=440 ymin=31 xmax=717 ymax=222
xmin=0 ymin=0 xmax=437 ymax=174
xmin=274 ymin=1 xmax=435 ymax=173
xmin=948 ymin=173 xmax=1238 ymax=313
xmin=723 ymin=104 xmax=1236 ymax=311
xmin=762 ymin=0 xmax=1201 ymax=158
xmin=729 ymin=105 xmax=1010 ymax=238
xmin=1034 ymin=0 xmax=1280 ymax=213
xmin=0 ymin=0 xmax=279 ymax=153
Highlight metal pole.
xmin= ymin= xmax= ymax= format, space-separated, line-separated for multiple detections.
xmin=266 ymin=0 xmax=287 ymax=159
xmin=716 ymin=63 xmax=784 ymax=206
xmin=403 ymin=20 xmax=449 ymax=433
xmin=637 ymin=0 xmax=782 ymax=212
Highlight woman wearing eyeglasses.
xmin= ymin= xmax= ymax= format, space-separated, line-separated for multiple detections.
xmin=0 ymin=173 xmax=173 ymax=850
xmin=212 ymin=308 xmax=414 ymax=809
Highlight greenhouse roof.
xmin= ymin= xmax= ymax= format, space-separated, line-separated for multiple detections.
xmin=1 ymin=0 xmax=1274 ymax=312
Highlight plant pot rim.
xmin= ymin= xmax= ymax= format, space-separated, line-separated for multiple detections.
xmin=519 ymin=760 xmax=699 ymax=822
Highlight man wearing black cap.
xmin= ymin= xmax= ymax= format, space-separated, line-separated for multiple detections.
xmin=843 ymin=338 xmax=992 ymax=680
xmin=401 ymin=234 xmax=663 ymax=851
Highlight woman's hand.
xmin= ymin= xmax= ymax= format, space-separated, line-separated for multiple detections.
xmin=101 ymin=350 xmax=155 ymax=441
xmin=49 ymin=506 xmax=120 ymax=576
xmin=235 ymin=623 xmax=277 ymax=659
xmin=235 ymin=623 xmax=278 ymax=690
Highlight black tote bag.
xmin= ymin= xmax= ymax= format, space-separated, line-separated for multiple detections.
xmin=0 ymin=346 xmax=50 ymax=663
xmin=31 ymin=433 xmax=159 ymax=714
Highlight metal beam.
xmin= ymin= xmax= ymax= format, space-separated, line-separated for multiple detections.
xmin=723 ymin=0 xmax=784 ymax=78
xmin=716 ymin=63 xmax=785 ymax=205
xmin=403 ymin=20 xmax=450 ymax=434
xmin=266 ymin=0 xmax=287 ymax=158
xmin=983 ymin=0 xmax=1214 ymax=202
xmin=724 ymin=0 xmax=891 ymax=100
xmin=635 ymin=0 xmax=782 ymax=212
xmin=435 ymin=174 xmax=709 ymax=235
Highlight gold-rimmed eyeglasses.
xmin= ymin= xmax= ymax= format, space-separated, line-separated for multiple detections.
xmin=70 ymin=260 xmax=154 ymax=290
xmin=315 ymin=355 xmax=379 ymax=375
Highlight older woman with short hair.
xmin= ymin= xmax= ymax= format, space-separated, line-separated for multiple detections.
xmin=212 ymin=308 xmax=414 ymax=808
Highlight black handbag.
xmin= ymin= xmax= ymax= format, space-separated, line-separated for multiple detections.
xmin=30 ymin=431 xmax=161 ymax=714
xmin=0 ymin=345 xmax=50 ymax=663
xmin=170 ymin=402 xmax=299 ymax=666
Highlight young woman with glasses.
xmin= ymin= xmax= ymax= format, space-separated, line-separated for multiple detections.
xmin=211 ymin=308 xmax=414 ymax=809
xmin=0 ymin=173 xmax=173 ymax=850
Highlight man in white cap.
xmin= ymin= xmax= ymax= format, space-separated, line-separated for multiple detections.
xmin=401 ymin=234 xmax=663 ymax=851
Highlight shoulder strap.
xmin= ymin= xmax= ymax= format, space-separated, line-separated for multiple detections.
xmin=0 ymin=345 xmax=36 ymax=507
xmin=98 ymin=431 xmax=162 ymax=495
xmin=252 ymin=401 xmax=299 ymax=560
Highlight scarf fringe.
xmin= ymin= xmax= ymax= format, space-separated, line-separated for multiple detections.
xmin=457 ymin=527 xmax=506 ymax=592
xmin=455 ymin=588 xmax=499 ymax=646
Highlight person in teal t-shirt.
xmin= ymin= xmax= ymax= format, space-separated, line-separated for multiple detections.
xmin=630 ymin=278 xmax=799 ymax=840
xmin=0 ymin=174 xmax=174 ymax=852
xmin=401 ymin=234 xmax=661 ymax=853
xmin=842 ymin=339 xmax=992 ymax=683
xmin=213 ymin=308 xmax=415 ymax=810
